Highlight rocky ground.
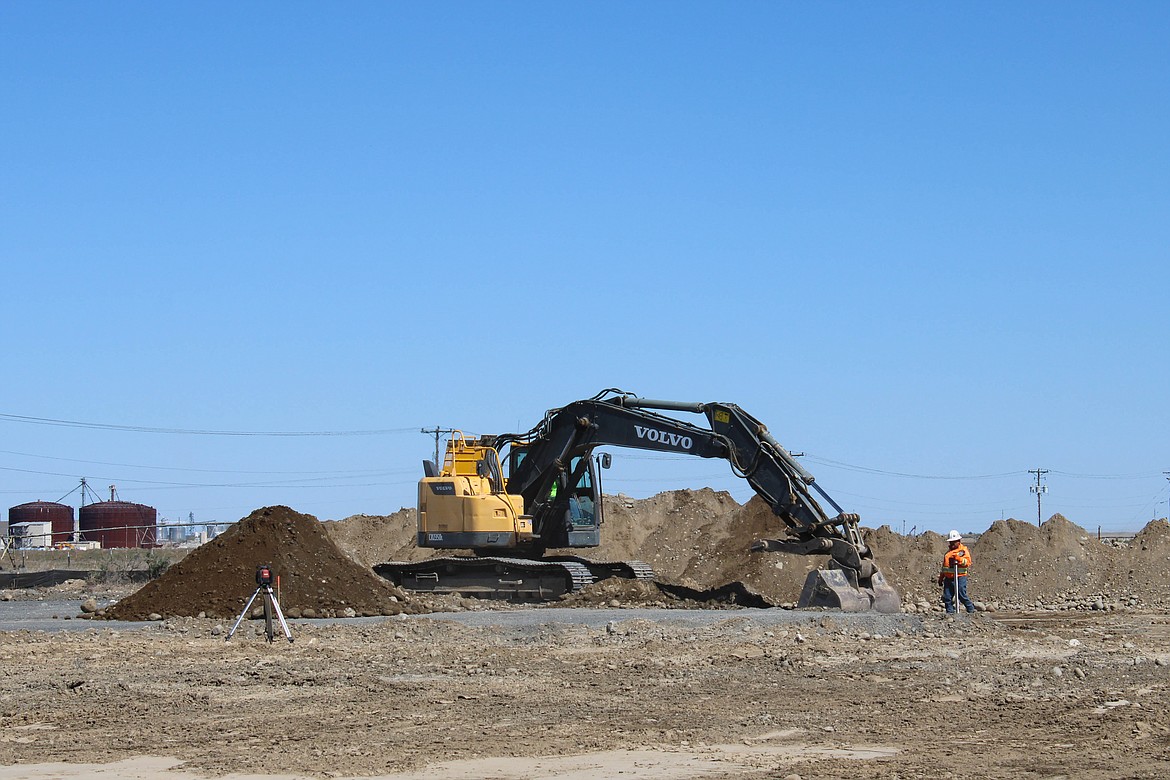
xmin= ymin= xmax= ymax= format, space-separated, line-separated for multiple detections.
xmin=0 ymin=492 xmax=1168 ymax=778
xmin=0 ymin=594 xmax=1168 ymax=779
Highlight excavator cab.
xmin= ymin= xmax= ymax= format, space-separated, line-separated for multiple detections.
xmin=507 ymin=445 xmax=605 ymax=549
xmin=559 ymin=454 xmax=603 ymax=546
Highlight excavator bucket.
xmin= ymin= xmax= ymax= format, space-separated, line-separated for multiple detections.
xmin=798 ymin=568 xmax=901 ymax=613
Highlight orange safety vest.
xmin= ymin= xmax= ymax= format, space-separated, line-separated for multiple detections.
xmin=940 ymin=544 xmax=971 ymax=578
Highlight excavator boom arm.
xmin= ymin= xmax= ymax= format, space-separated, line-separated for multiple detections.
xmin=497 ymin=391 xmax=879 ymax=577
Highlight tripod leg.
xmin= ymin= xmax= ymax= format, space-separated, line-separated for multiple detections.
xmin=226 ymin=588 xmax=262 ymax=641
xmin=266 ymin=588 xmax=295 ymax=644
xmin=263 ymin=592 xmax=274 ymax=643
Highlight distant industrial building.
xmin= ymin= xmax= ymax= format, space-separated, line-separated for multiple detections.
xmin=78 ymin=500 xmax=157 ymax=548
xmin=6 ymin=493 xmax=159 ymax=549
xmin=7 ymin=501 xmax=74 ymax=549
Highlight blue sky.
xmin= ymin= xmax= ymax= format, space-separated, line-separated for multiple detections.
xmin=2 ymin=3 xmax=1168 ymax=534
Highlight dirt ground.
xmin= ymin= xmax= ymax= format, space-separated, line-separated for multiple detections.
xmin=1 ymin=594 xmax=1169 ymax=779
xmin=1 ymin=493 xmax=1169 ymax=779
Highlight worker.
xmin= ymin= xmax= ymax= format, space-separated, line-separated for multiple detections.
xmin=550 ymin=478 xmax=586 ymax=523
xmin=938 ymin=529 xmax=975 ymax=614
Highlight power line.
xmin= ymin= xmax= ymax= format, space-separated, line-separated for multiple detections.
xmin=606 ymin=473 xmax=732 ymax=483
xmin=805 ymin=457 xmax=1165 ymax=483
xmin=0 ymin=412 xmax=417 ymax=437
xmin=803 ymin=455 xmax=1025 ymax=480
xmin=602 ymin=453 xmax=1163 ymax=483
xmin=0 ymin=448 xmax=398 ymax=476
xmin=828 ymin=488 xmax=1029 ymax=510
xmin=610 ymin=451 xmax=1025 ymax=479
xmin=0 ymin=464 xmax=414 ymax=490
xmin=6 ymin=442 xmax=1158 ymax=484
xmin=1048 ymin=469 xmax=1167 ymax=480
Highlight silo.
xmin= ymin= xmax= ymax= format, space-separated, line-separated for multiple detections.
xmin=79 ymin=501 xmax=157 ymax=548
xmin=9 ymin=501 xmax=75 ymax=546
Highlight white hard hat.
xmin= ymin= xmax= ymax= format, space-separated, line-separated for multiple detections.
xmin=947 ymin=530 xmax=962 ymax=542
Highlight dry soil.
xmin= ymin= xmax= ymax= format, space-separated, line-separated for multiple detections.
xmin=1 ymin=492 xmax=1168 ymax=779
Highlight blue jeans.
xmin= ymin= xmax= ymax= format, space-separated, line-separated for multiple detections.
xmin=942 ymin=576 xmax=975 ymax=613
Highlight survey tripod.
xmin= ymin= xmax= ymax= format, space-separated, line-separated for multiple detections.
xmin=226 ymin=565 xmax=294 ymax=644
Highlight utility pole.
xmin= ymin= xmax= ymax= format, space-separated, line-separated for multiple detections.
xmin=1164 ymin=471 xmax=1170 ymax=520
xmin=1029 ymin=469 xmax=1049 ymax=527
xmin=76 ymin=477 xmax=87 ymax=542
xmin=421 ymin=427 xmax=456 ymax=469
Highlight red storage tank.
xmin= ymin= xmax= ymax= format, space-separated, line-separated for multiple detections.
xmin=79 ymin=501 xmax=157 ymax=548
xmin=8 ymin=501 xmax=75 ymax=545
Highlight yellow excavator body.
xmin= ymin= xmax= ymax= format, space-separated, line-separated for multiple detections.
xmin=417 ymin=433 xmax=531 ymax=547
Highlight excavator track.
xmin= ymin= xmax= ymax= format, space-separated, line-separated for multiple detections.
xmin=545 ymin=556 xmax=655 ymax=583
xmin=374 ymin=557 xmax=595 ymax=602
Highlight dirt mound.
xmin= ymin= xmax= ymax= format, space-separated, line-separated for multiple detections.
xmin=548 ymin=492 xmax=818 ymax=605
xmin=1132 ymin=517 xmax=1170 ymax=548
xmin=324 ymin=507 xmax=422 ymax=567
xmin=104 ymin=506 xmax=420 ymax=620
xmin=969 ymin=514 xmax=1118 ymax=605
xmin=323 ymin=490 xmax=1170 ymax=611
xmin=1111 ymin=518 xmax=1170 ymax=600
xmin=864 ymin=526 xmax=948 ymax=605
xmin=667 ymin=496 xmax=816 ymax=605
xmin=583 ymin=488 xmax=743 ymax=565
xmin=325 ymin=490 xmax=815 ymax=606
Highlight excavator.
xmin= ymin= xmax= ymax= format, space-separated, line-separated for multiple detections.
xmin=374 ymin=389 xmax=900 ymax=612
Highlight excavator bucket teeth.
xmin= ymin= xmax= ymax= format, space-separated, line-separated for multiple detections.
xmin=867 ymin=570 xmax=902 ymax=613
xmin=798 ymin=569 xmax=901 ymax=613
